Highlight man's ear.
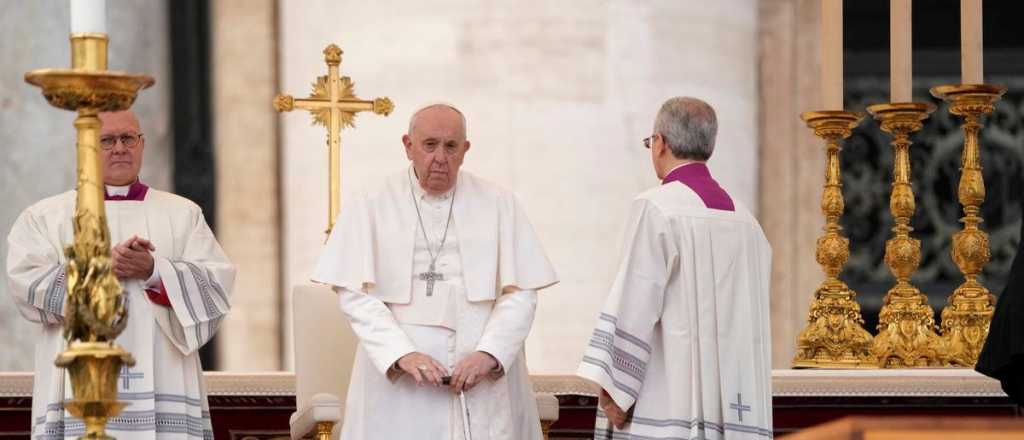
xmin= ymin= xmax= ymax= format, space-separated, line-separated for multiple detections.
xmin=402 ymin=134 xmax=413 ymax=159
xmin=653 ymin=135 xmax=667 ymax=158
xmin=463 ymin=140 xmax=471 ymax=154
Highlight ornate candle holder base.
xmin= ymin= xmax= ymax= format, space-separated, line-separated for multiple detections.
xmin=867 ymin=103 xmax=945 ymax=368
xmin=792 ymin=111 xmax=876 ymax=369
xmin=56 ymin=342 xmax=135 ymax=440
xmin=930 ymin=84 xmax=1006 ymax=367
xmin=873 ymin=285 xmax=946 ymax=368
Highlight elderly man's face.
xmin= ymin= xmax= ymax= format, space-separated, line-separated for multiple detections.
xmin=98 ymin=111 xmax=144 ymax=186
xmin=402 ymin=106 xmax=470 ymax=195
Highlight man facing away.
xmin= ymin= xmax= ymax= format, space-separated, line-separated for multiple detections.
xmin=6 ymin=110 xmax=235 ymax=440
xmin=577 ymin=97 xmax=773 ymax=439
xmin=312 ymin=103 xmax=558 ymax=439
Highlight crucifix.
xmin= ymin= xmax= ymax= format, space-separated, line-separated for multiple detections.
xmin=419 ymin=265 xmax=444 ymax=297
xmin=274 ymin=44 xmax=394 ymax=235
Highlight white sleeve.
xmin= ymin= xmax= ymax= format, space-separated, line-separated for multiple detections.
xmin=5 ymin=208 xmax=67 ymax=326
xmin=475 ymin=289 xmax=537 ymax=376
xmin=337 ymin=287 xmax=418 ymax=380
xmin=143 ymin=266 xmax=162 ymax=290
xmin=156 ymin=208 xmax=235 ymax=355
xmin=576 ymin=198 xmax=674 ymax=411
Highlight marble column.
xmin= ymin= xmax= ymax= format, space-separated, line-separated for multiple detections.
xmin=279 ymin=0 xmax=760 ymax=373
xmin=758 ymin=0 xmax=829 ymax=368
xmin=0 ymin=0 xmax=173 ymax=371
xmin=210 ymin=0 xmax=282 ymax=370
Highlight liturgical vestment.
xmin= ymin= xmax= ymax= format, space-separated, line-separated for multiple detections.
xmin=6 ymin=183 xmax=235 ymax=440
xmin=312 ymin=168 xmax=558 ymax=440
xmin=578 ymin=163 xmax=773 ymax=439
xmin=976 ymin=202 xmax=1024 ymax=406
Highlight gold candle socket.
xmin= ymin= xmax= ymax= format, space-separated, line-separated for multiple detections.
xmin=792 ymin=111 xmax=877 ymax=369
xmin=25 ymin=31 xmax=152 ymax=440
xmin=930 ymin=84 xmax=1006 ymax=367
xmin=866 ymin=102 xmax=945 ymax=368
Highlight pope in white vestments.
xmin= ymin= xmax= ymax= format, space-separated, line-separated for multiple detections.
xmin=6 ymin=111 xmax=235 ymax=440
xmin=578 ymin=97 xmax=773 ymax=439
xmin=312 ymin=104 xmax=558 ymax=440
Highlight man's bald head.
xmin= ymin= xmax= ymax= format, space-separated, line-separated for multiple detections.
xmin=407 ymin=104 xmax=467 ymax=138
xmin=98 ymin=110 xmax=145 ymax=186
xmin=402 ymin=103 xmax=471 ymax=196
xmin=99 ymin=110 xmax=141 ymax=133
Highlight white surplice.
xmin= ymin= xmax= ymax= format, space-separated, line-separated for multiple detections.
xmin=577 ymin=182 xmax=773 ymax=440
xmin=6 ymin=187 xmax=235 ymax=440
xmin=312 ymin=167 xmax=558 ymax=440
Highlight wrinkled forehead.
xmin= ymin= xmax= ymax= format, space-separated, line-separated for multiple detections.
xmin=408 ymin=105 xmax=466 ymax=140
xmin=98 ymin=111 xmax=141 ymax=134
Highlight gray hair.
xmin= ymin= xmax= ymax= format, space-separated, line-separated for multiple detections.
xmin=407 ymin=102 xmax=467 ymax=137
xmin=654 ymin=97 xmax=717 ymax=161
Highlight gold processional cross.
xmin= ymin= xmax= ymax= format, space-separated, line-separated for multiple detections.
xmin=273 ymin=44 xmax=394 ymax=235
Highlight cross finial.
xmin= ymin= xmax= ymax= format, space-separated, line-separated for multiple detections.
xmin=324 ymin=44 xmax=342 ymax=66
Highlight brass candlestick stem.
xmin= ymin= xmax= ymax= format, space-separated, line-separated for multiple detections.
xmin=930 ymin=84 xmax=1006 ymax=367
xmin=866 ymin=102 xmax=945 ymax=368
xmin=792 ymin=111 xmax=876 ymax=369
xmin=25 ymin=33 xmax=153 ymax=439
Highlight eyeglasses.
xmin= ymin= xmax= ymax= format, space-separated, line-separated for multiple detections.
xmin=642 ymin=134 xmax=659 ymax=149
xmin=100 ymin=133 xmax=143 ymax=150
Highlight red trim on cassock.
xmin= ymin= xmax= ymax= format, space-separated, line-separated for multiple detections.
xmin=146 ymin=281 xmax=172 ymax=308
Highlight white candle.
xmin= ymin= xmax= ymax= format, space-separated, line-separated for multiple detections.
xmin=890 ymin=0 xmax=912 ymax=102
xmin=961 ymin=0 xmax=983 ymax=84
xmin=821 ymin=0 xmax=844 ymax=110
xmin=70 ymin=0 xmax=106 ymax=34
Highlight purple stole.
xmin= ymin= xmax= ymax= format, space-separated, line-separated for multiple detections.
xmin=104 ymin=181 xmax=149 ymax=201
xmin=662 ymin=163 xmax=735 ymax=211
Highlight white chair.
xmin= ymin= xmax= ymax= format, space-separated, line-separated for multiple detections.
xmin=289 ymin=283 xmax=560 ymax=440
xmin=290 ymin=284 xmax=354 ymax=440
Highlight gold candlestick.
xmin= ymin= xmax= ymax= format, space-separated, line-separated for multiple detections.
xmin=25 ymin=33 xmax=152 ymax=439
xmin=930 ymin=84 xmax=1006 ymax=367
xmin=866 ymin=102 xmax=945 ymax=368
xmin=792 ymin=111 xmax=877 ymax=369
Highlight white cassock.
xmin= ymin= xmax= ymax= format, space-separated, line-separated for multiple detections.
xmin=312 ymin=167 xmax=558 ymax=440
xmin=577 ymin=182 xmax=773 ymax=439
xmin=6 ymin=184 xmax=235 ymax=440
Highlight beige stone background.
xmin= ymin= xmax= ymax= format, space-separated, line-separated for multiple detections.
xmin=2 ymin=0 xmax=826 ymax=372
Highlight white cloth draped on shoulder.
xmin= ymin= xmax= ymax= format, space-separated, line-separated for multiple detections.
xmin=577 ymin=183 xmax=773 ymax=440
xmin=6 ymin=187 xmax=235 ymax=440
xmin=312 ymin=168 xmax=558 ymax=440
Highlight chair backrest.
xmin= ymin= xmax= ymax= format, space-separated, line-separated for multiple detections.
xmin=292 ymin=284 xmax=358 ymax=414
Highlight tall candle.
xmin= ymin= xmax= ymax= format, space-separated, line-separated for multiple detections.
xmin=821 ymin=0 xmax=844 ymax=110
xmin=70 ymin=0 xmax=106 ymax=34
xmin=890 ymin=0 xmax=912 ymax=102
xmin=961 ymin=0 xmax=983 ymax=84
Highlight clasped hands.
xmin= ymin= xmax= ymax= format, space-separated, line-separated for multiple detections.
xmin=396 ymin=351 xmax=498 ymax=394
xmin=112 ymin=235 xmax=155 ymax=280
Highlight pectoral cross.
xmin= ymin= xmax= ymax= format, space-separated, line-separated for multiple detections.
xmin=274 ymin=44 xmax=394 ymax=235
xmin=418 ymin=263 xmax=445 ymax=296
